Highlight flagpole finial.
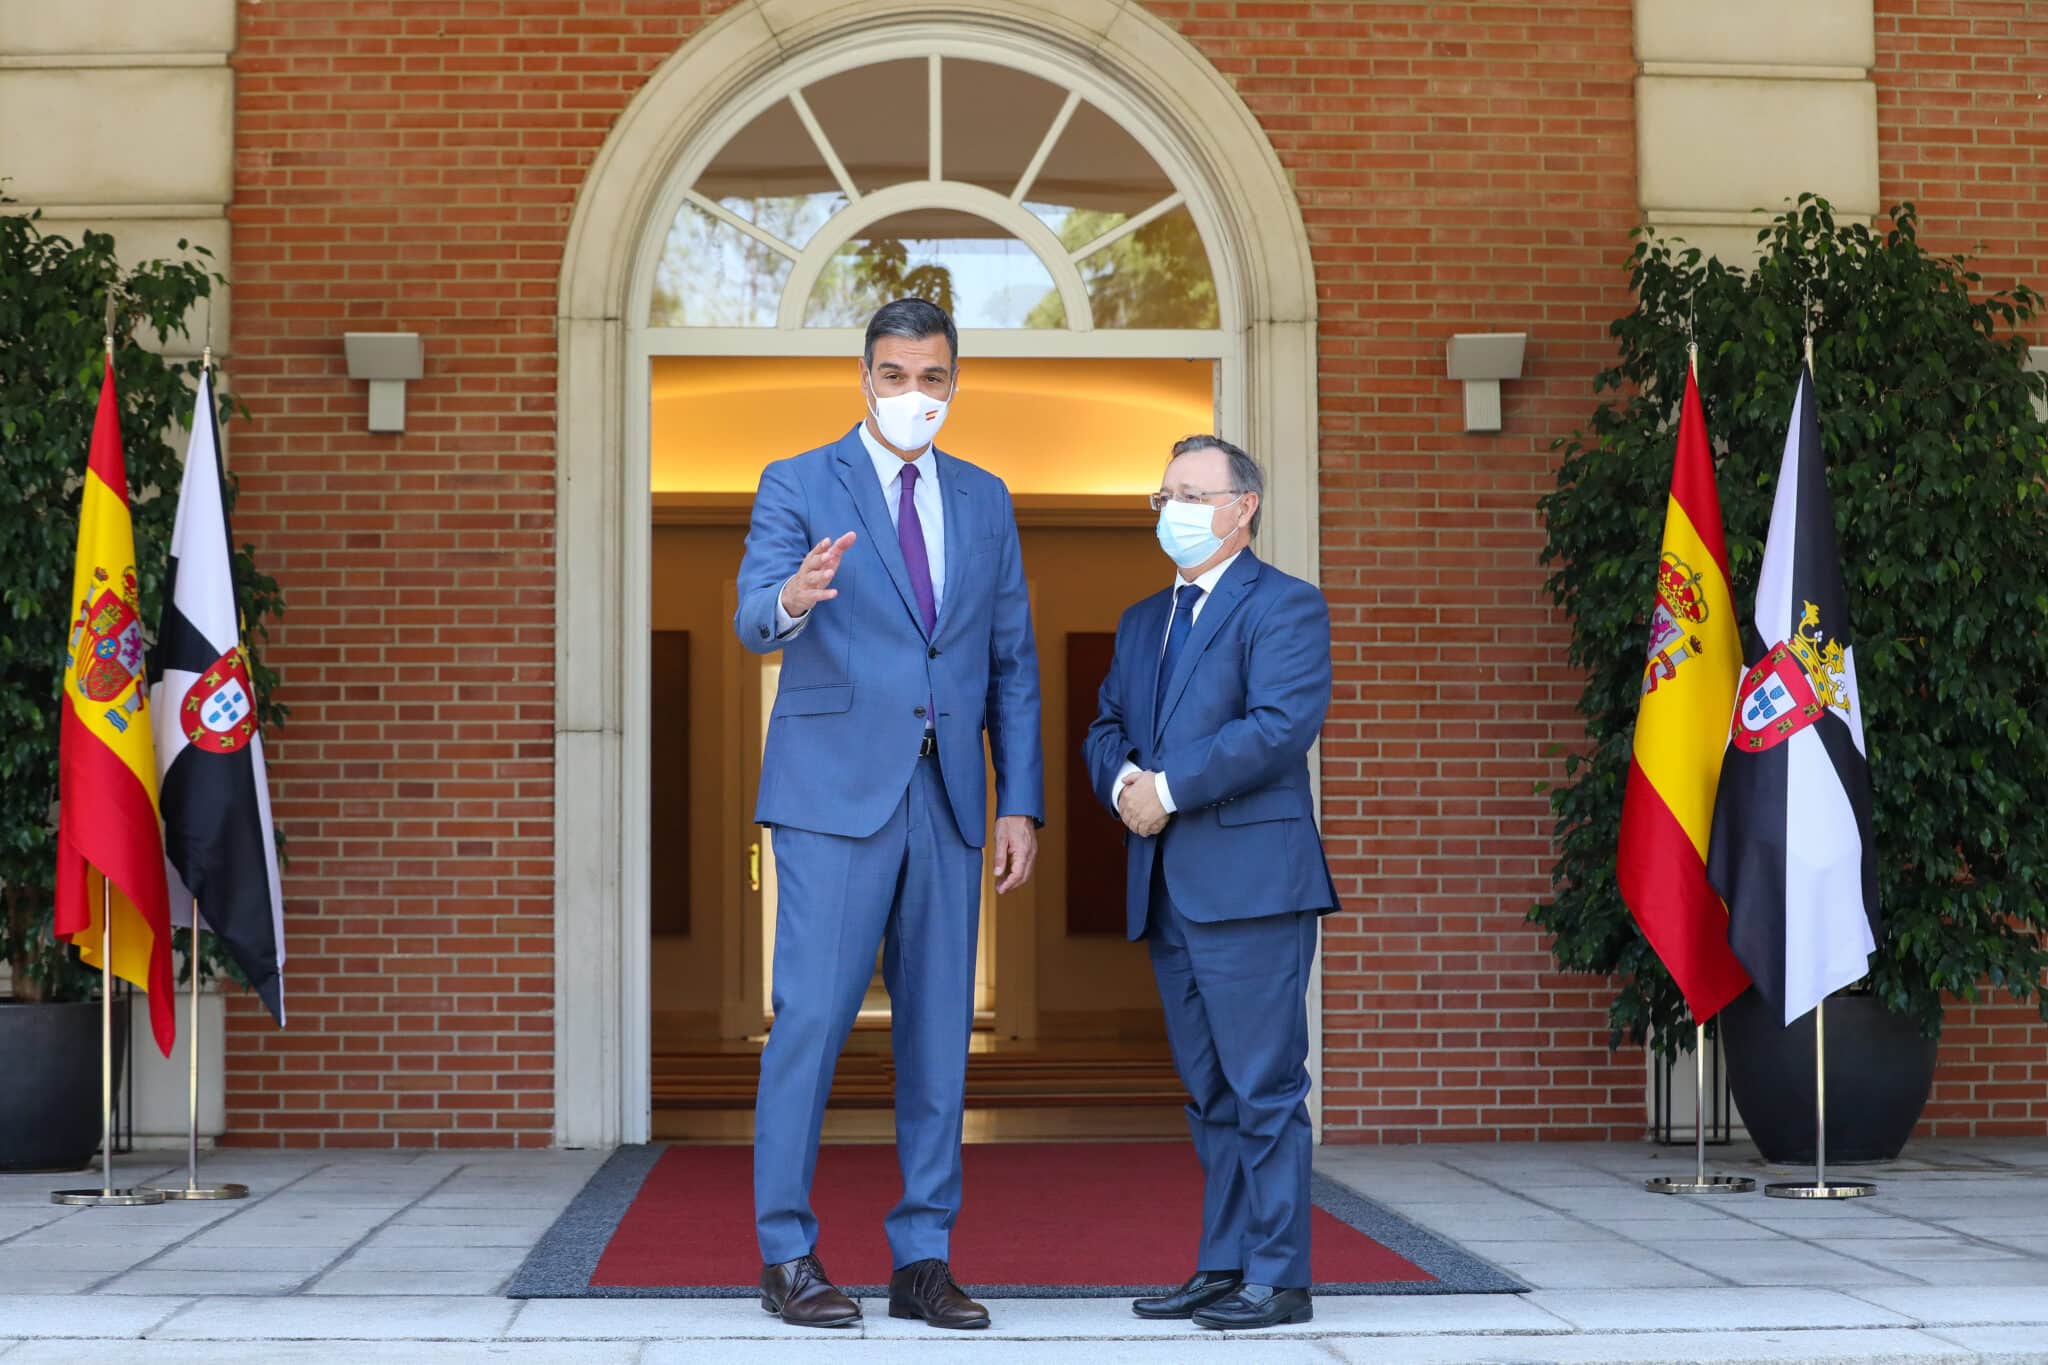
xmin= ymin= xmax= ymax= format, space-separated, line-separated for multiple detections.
xmin=103 ymin=291 xmax=117 ymax=359
xmin=1687 ymin=339 xmax=1699 ymax=381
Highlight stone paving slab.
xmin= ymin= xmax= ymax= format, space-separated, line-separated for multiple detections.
xmin=3 ymin=1141 xmax=2047 ymax=1362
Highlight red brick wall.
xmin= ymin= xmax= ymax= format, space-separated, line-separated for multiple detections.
xmin=222 ymin=0 xmax=2045 ymax=1146
xmin=225 ymin=0 xmax=744 ymax=1147
xmin=1142 ymin=0 xmax=1648 ymax=1142
xmin=1874 ymin=0 xmax=2048 ymax=1138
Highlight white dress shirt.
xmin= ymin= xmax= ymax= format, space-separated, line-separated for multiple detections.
xmin=1115 ymin=549 xmax=1244 ymax=816
xmin=775 ymin=422 xmax=946 ymax=637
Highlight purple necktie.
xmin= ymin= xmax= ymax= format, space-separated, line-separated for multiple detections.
xmin=896 ymin=464 xmax=938 ymax=636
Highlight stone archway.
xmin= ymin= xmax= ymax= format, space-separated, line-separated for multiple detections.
xmin=552 ymin=0 xmax=1318 ymax=1146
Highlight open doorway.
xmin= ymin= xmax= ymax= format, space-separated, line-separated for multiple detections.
xmin=647 ymin=353 xmax=1212 ymax=1141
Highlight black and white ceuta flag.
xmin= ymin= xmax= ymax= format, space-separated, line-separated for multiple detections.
xmin=149 ymin=369 xmax=285 ymax=1023
xmin=1707 ymin=363 xmax=1878 ymax=1025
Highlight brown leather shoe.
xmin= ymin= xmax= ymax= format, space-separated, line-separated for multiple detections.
xmin=887 ymin=1258 xmax=990 ymax=1330
xmin=759 ymin=1252 xmax=861 ymax=1328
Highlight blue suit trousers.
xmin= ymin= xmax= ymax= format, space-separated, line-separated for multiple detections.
xmin=753 ymin=754 xmax=982 ymax=1268
xmin=1146 ymin=861 xmax=1318 ymax=1288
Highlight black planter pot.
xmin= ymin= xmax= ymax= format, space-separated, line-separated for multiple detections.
xmin=0 ymin=997 xmax=130 ymax=1173
xmin=1719 ymin=987 xmax=1937 ymax=1165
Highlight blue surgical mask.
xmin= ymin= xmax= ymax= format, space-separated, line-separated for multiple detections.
xmin=1155 ymin=495 xmax=1243 ymax=569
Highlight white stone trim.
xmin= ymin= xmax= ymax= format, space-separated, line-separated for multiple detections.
xmin=1638 ymin=62 xmax=1868 ymax=82
xmin=555 ymin=0 xmax=1319 ymax=1148
xmin=0 ymin=52 xmax=229 ymax=69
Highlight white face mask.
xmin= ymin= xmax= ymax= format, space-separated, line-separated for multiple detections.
xmin=1155 ymin=495 xmax=1244 ymax=569
xmin=865 ymin=371 xmax=952 ymax=453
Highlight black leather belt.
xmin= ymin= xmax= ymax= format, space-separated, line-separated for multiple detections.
xmin=918 ymin=731 xmax=939 ymax=757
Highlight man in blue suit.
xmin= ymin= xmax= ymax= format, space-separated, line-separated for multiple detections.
xmin=735 ymin=299 xmax=1043 ymax=1331
xmin=1085 ymin=435 xmax=1339 ymax=1331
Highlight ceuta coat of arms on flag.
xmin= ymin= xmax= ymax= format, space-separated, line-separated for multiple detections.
xmin=1731 ymin=600 xmax=1852 ymax=751
xmin=69 ymin=565 xmax=148 ymax=731
xmin=182 ymin=646 xmax=259 ymax=754
xmin=1640 ymin=551 xmax=1710 ymax=695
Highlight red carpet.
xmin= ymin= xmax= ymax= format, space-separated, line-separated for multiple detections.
xmin=592 ymin=1142 xmax=1433 ymax=1290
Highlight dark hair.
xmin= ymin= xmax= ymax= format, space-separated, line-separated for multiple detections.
xmin=1168 ymin=434 xmax=1265 ymax=536
xmin=863 ymin=298 xmax=958 ymax=368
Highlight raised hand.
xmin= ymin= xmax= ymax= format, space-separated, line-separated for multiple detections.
xmin=780 ymin=531 xmax=858 ymax=619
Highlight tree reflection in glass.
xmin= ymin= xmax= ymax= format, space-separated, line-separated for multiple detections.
xmin=805 ymin=211 xmax=1064 ymax=329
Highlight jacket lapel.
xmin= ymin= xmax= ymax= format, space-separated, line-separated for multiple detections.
xmin=1130 ymin=589 xmax=1172 ymax=757
xmin=1153 ymin=552 xmax=1262 ymax=742
xmin=932 ymin=449 xmax=973 ymax=641
xmin=833 ymin=424 xmax=927 ymax=639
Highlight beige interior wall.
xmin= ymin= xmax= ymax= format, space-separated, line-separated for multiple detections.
xmin=1020 ymin=523 xmax=1169 ymax=1034
xmin=649 ymin=524 xmax=751 ymax=1040
xmin=1633 ymin=0 xmax=1877 ymax=263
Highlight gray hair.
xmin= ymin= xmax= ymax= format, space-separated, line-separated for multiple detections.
xmin=1169 ymin=434 xmax=1264 ymax=536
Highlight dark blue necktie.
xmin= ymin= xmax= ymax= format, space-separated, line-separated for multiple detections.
xmin=1154 ymin=583 xmax=1204 ymax=717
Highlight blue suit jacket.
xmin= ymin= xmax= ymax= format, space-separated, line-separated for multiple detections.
xmin=735 ymin=424 xmax=1044 ymax=846
xmin=1083 ymin=552 xmax=1340 ymax=939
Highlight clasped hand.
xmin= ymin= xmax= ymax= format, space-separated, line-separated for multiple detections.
xmin=1118 ymin=770 xmax=1170 ymax=838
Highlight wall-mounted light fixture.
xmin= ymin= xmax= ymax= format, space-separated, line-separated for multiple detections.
xmin=343 ymin=332 xmax=424 ymax=433
xmin=1446 ymin=332 xmax=1528 ymax=433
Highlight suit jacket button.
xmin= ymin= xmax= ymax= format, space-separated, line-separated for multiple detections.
xmin=758 ymin=626 xmax=769 ymax=638
xmin=928 ymin=647 xmax=940 ymax=659
xmin=914 ymin=706 xmax=927 ymax=718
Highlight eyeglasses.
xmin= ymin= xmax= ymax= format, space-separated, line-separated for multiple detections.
xmin=1148 ymin=488 xmax=1246 ymax=512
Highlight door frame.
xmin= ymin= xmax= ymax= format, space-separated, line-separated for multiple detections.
xmin=555 ymin=0 xmax=1320 ymax=1147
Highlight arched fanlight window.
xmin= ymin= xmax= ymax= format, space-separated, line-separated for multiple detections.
xmin=648 ymin=55 xmax=1220 ymax=332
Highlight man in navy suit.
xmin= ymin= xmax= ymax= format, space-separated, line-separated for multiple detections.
xmin=735 ymin=299 xmax=1043 ymax=1331
xmin=1085 ymin=435 xmax=1339 ymax=1331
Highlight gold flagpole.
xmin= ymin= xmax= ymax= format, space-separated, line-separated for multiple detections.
xmin=52 ymin=879 xmax=164 ymax=1206
xmin=55 ymin=309 xmax=166 ymax=1208
xmin=1643 ymin=1019 xmax=1753 ymax=1195
xmin=1641 ymin=327 xmax=1755 ymax=1197
xmin=1763 ymin=317 xmax=1875 ymax=1202
xmin=146 ymin=350 xmax=248 ymax=1203
xmin=149 ymin=898 xmax=247 ymax=1200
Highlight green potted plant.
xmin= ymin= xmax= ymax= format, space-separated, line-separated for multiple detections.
xmin=1533 ymin=196 xmax=2048 ymax=1161
xmin=0 ymin=205 xmax=283 ymax=1171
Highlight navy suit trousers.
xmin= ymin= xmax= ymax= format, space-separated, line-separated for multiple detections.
xmin=1145 ymin=859 xmax=1318 ymax=1287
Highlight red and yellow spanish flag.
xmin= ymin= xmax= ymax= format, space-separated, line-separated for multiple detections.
xmin=54 ymin=357 xmax=177 ymax=1056
xmin=1615 ymin=364 xmax=1751 ymax=1022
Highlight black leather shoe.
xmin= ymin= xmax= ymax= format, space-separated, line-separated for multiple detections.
xmin=1192 ymin=1283 xmax=1313 ymax=1330
xmin=759 ymin=1252 xmax=861 ymax=1328
xmin=1131 ymin=1268 xmax=1244 ymax=1319
xmin=888 ymin=1258 xmax=991 ymax=1329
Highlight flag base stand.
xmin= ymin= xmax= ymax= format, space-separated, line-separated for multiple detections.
xmin=1645 ymin=1023 xmax=1757 ymax=1194
xmin=145 ymin=921 xmax=249 ymax=1203
xmin=51 ymin=1185 xmax=166 ymax=1207
xmin=1646 ymin=1174 xmax=1756 ymax=1195
xmin=53 ymin=883 xmax=166 ymax=1208
xmin=1765 ymin=1179 xmax=1875 ymax=1200
xmin=1762 ymin=996 xmax=1875 ymax=1202
xmin=156 ymin=1183 xmax=249 ymax=1201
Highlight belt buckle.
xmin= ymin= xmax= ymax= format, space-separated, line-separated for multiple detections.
xmin=919 ymin=732 xmax=938 ymax=757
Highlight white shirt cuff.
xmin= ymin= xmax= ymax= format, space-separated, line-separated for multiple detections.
xmin=1113 ymin=760 xmax=1141 ymax=810
xmin=773 ymin=575 xmax=809 ymax=639
xmin=1153 ymin=771 xmax=1177 ymax=814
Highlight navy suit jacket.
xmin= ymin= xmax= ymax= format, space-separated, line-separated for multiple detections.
xmin=734 ymin=424 xmax=1044 ymax=846
xmin=1084 ymin=551 xmax=1340 ymax=939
